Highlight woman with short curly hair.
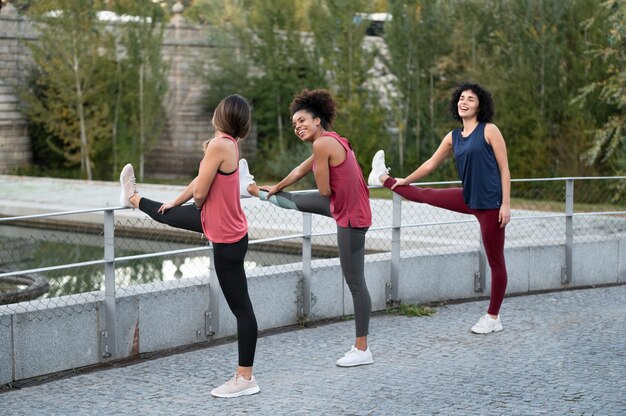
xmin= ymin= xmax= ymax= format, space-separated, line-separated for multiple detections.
xmin=369 ymin=82 xmax=511 ymax=335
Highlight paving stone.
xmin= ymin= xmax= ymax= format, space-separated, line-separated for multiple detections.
xmin=1 ymin=285 xmax=625 ymax=415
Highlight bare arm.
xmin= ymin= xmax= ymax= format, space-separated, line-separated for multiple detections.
xmin=392 ymin=132 xmax=454 ymax=188
xmin=263 ymin=155 xmax=314 ymax=197
xmin=485 ymin=123 xmax=511 ymax=227
xmin=157 ymin=177 xmax=197 ymax=214
xmin=311 ymin=137 xmax=334 ymax=197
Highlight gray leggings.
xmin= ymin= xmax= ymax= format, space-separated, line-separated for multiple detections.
xmin=260 ymin=190 xmax=371 ymax=337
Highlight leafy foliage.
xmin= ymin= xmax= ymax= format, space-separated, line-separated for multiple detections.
xmin=307 ymin=0 xmax=389 ymax=170
xmin=20 ymin=0 xmax=115 ymax=180
xmin=387 ymin=302 xmax=436 ymax=317
xmin=19 ymin=0 xmax=168 ymax=181
xmin=15 ymin=0 xmax=626 ymax=186
xmin=110 ymin=0 xmax=169 ymax=181
xmin=194 ymin=0 xmax=621 ymax=182
xmin=382 ymin=0 xmax=456 ymax=177
xmin=197 ymin=0 xmax=326 ymax=178
xmin=575 ymin=0 xmax=626 ymax=176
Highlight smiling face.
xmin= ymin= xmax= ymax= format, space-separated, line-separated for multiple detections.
xmin=457 ymin=89 xmax=480 ymax=120
xmin=292 ymin=110 xmax=321 ymax=142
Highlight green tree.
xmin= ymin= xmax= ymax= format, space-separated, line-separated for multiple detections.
xmin=576 ymin=0 xmax=626 ymax=176
xmin=381 ymin=0 xmax=420 ymax=173
xmin=19 ymin=0 xmax=168 ymax=181
xmin=111 ymin=0 xmax=169 ymax=181
xmin=308 ymin=0 xmax=388 ymax=169
xmin=191 ymin=0 xmax=619 ymax=183
xmin=459 ymin=0 xmax=553 ymax=179
xmin=382 ymin=0 xmax=455 ymax=176
xmin=244 ymin=0 xmax=325 ymax=154
xmin=21 ymin=0 xmax=115 ymax=180
xmin=197 ymin=0 xmax=325 ymax=179
xmin=443 ymin=0 xmax=606 ymax=179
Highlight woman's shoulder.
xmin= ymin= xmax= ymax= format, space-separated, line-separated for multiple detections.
xmin=314 ymin=134 xmax=341 ymax=149
xmin=483 ymin=122 xmax=501 ymax=135
xmin=206 ymin=136 xmax=236 ymax=149
xmin=203 ymin=136 xmax=236 ymax=158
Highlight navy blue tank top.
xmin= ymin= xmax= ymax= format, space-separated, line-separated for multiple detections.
xmin=452 ymin=122 xmax=502 ymax=209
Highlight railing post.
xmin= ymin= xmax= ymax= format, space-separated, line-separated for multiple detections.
xmin=207 ymin=242 xmax=219 ymax=337
xmin=563 ymin=179 xmax=574 ymax=284
xmin=389 ymin=192 xmax=402 ymax=303
xmin=102 ymin=209 xmax=117 ymax=359
xmin=301 ymin=213 xmax=313 ymax=318
xmin=475 ymin=236 xmax=487 ymax=292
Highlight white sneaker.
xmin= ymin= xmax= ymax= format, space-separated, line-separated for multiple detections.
xmin=211 ymin=374 xmax=260 ymax=398
xmin=367 ymin=150 xmax=389 ymax=187
xmin=336 ymin=346 xmax=374 ymax=367
xmin=119 ymin=163 xmax=137 ymax=208
xmin=238 ymin=159 xmax=255 ymax=198
xmin=471 ymin=314 xmax=503 ymax=334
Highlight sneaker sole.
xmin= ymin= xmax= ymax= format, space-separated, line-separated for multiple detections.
xmin=367 ymin=174 xmax=382 ymax=187
xmin=119 ymin=175 xmax=127 ymax=207
xmin=119 ymin=165 xmax=132 ymax=207
xmin=471 ymin=326 xmax=503 ymax=335
xmin=211 ymin=385 xmax=260 ymax=398
xmin=336 ymin=359 xmax=374 ymax=367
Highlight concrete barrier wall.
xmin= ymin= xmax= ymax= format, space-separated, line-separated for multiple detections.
xmin=0 ymin=314 xmax=12 ymax=383
xmin=1 ymin=240 xmax=624 ymax=385
xmin=615 ymin=238 xmax=625 ymax=282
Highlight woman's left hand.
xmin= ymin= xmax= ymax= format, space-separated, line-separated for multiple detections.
xmin=158 ymin=201 xmax=178 ymax=214
xmin=260 ymin=184 xmax=280 ymax=198
xmin=499 ymin=204 xmax=511 ymax=228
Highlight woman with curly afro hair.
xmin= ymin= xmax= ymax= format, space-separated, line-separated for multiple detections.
xmin=368 ymin=82 xmax=511 ymax=335
xmin=239 ymin=88 xmax=375 ymax=367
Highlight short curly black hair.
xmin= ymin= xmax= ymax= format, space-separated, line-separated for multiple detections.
xmin=449 ymin=82 xmax=494 ymax=123
xmin=289 ymin=89 xmax=337 ymax=130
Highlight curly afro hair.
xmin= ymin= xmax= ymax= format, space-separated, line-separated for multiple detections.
xmin=449 ymin=82 xmax=494 ymax=123
xmin=289 ymin=89 xmax=337 ymax=130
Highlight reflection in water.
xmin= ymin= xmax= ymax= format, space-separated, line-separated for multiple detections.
xmin=160 ymin=257 xmax=259 ymax=281
xmin=0 ymin=271 xmax=50 ymax=305
xmin=0 ymin=225 xmax=307 ymax=300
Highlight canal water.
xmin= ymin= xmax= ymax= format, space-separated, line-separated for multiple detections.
xmin=0 ymin=224 xmax=329 ymax=301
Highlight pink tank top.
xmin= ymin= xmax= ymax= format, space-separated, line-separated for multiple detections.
xmin=314 ymin=131 xmax=372 ymax=228
xmin=200 ymin=135 xmax=248 ymax=243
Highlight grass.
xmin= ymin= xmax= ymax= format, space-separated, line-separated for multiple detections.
xmin=510 ymin=197 xmax=624 ymax=213
xmin=369 ymin=187 xmax=392 ymax=199
xmin=368 ymin=188 xmax=623 ymax=213
xmin=387 ymin=303 xmax=437 ymax=317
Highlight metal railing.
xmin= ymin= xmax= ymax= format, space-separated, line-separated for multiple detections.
xmin=1 ymin=176 xmax=625 ymax=357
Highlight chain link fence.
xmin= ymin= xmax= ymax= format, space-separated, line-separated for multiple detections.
xmin=1 ymin=177 xmax=625 ymax=329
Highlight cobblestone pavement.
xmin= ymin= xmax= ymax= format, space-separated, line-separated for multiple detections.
xmin=2 ymin=285 xmax=625 ymax=415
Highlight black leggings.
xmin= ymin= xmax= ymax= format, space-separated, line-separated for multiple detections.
xmin=138 ymin=198 xmax=202 ymax=232
xmin=258 ymin=190 xmax=371 ymax=337
xmin=138 ymin=198 xmax=258 ymax=366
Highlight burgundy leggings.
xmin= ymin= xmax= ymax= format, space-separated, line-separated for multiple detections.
xmin=384 ymin=177 xmax=507 ymax=315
